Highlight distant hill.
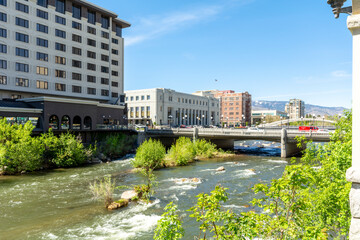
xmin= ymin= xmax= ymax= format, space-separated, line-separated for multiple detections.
xmin=252 ymin=100 xmax=348 ymax=116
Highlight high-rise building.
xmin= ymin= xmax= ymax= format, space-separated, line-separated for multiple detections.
xmin=194 ymin=90 xmax=252 ymax=127
xmin=125 ymin=88 xmax=220 ymax=126
xmin=285 ymin=99 xmax=305 ymax=119
xmin=0 ymin=0 xmax=130 ymax=131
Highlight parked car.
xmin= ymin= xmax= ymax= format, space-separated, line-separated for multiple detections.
xmin=317 ymin=129 xmax=329 ymax=133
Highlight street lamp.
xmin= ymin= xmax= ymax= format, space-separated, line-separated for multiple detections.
xmin=280 ymin=116 xmax=283 ymax=128
xmin=322 ymin=116 xmax=325 ymax=129
xmin=168 ymin=115 xmax=173 ymax=127
xmin=327 ymin=0 xmax=350 ymax=18
xmin=301 ymin=116 xmax=303 ymax=126
xmin=312 ymin=114 xmax=316 ymax=126
xmin=202 ymin=114 xmax=205 ymax=126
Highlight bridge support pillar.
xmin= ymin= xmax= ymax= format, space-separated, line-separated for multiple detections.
xmin=137 ymin=132 xmax=147 ymax=147
xmin=281 ymin=128 xmax=305 ymax=158
xmin=193 ymin=128 xmax=199 ymax=143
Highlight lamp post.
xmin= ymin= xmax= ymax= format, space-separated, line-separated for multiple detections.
xmin=280 ymin=116 xmax=283 ymax=128
xmin=185 ymin=114 xmax=188 ymax=125
xmin=202 ymin=114 xmax=205 ymax=126
xmin=312 ymin=114 xmax=316 ymax=126
xmin=322 ymin=116 xmax=325 ymax=129
xmin=168 ymin=115 xmax=173 ymax=127
xmin=301 ymin=116 xmax=303 ymax=126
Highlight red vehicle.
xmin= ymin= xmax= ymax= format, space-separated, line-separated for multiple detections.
xmin=299 ymin=126 xmax=319 ymax=131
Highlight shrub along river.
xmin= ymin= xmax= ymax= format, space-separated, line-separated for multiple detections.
xmin=0 ymin=142 xmax=288 ymax=239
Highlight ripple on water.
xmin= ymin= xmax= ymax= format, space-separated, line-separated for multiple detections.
xmin=233 ymin=169 xmax=257 ymax=178
xmin=267 ymin=159 xmax=288 ymax=164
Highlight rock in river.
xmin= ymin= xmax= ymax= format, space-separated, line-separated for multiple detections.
xmin=121 ymin=190 xmax=138 ymax=200
xmin=216 ymin=166 xmax=225 ymax=172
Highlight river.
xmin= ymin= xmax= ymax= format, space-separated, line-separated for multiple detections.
xmin=0 ymin=145 xmax=288 ymax=240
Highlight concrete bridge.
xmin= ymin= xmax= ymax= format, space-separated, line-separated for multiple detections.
xmin=263 ymin=118 xmax=336 ymax=127
xmin=140 ymin=128 xmax=331 ymax=158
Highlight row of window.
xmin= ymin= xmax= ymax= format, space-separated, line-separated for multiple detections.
xmin=126 ymin=95 xmax=151 ymax=101
xmin=0 ymin=59 xmax=119 ymax=76
xmin=0 ymin=75 xmax=118 ymax=97
xmin=0 ymin=27 xmax=120 ymax=55
xmin=1 ymin=0 xmax=123 ymax=37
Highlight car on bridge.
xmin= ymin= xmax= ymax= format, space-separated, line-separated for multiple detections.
xmin=299 ymin=126 xmax=319 ymax=132
xmin=247 ymin=127 xmax=264 ymax=132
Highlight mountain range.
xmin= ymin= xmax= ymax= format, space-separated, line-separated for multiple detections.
xmin=252 ymin=100 xmax=348 ymax=116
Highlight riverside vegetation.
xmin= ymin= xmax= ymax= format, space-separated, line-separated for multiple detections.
xmin=0 ymin=119 xmax=136 ymax=175
xmin=154 ymin=111 xmax=352 ymax=239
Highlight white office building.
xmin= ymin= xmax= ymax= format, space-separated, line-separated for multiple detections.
xmin=125 ymin=88 xmax=221 ymax=126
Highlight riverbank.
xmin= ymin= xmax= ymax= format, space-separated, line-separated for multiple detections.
xmin=0 ymin=151 xmax=288 ymax=239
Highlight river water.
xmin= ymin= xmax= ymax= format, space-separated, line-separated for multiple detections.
xmin=0 ymin=144 xmax=288 ymax=240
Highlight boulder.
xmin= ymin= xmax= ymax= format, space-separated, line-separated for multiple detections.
xmin=121 ymin=190 xmax=139 ymax=200
xmin=91 ymin=157 xmax=102 ymax=164
xmin=216 ymin=166 xmax=225 ymax=172
xmin=98 ymin=153 xmax=106 ymax=160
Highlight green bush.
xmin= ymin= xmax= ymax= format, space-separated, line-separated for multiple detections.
xmin=167 ymin=137 xmax=196 ymax=166
xmin=100 ymin=134 xmax=136 ymax=159
xmin=0 ymin=119 xmax=44 ymax=174
xmin=194 ymin=139 xmax=218 ymax=158
xmin=132 ymin=139 xmax=166 ymax=169
xmin=89 ymin=175 xmax=116 ymax=208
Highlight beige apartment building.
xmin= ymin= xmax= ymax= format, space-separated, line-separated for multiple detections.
xmin=285 ymin=99 xmax=305 ymax=119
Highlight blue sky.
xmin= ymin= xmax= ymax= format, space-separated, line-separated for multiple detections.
xmin=92 ymin=0 xmax=353 ymax=108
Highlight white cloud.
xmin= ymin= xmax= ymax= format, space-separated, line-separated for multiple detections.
xmin=124 ymin=5 xmax=223 ymax=47
xmin=331 ymin=70 xmax=352 ymax=78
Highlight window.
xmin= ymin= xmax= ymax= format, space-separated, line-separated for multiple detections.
xmin=72 ymin=72 xmax=81 ymax=81
xmin=72 ymin=34 xmax=81 ymax=43
xmin=101 ymin=66 xmax=109 ymax=73
xmin=16 ymin=78 xmax=29 ymax=87
xmin=37 ymin=38 xmax=48 ymax=47
xmin=55 ymin=15 xmax=66 ymax=25
xmin=136 ymin=96 xmax=139 ymax=101
xmin=37 ymin=23 xmax=48 ymax=33
xmin=87 ymin=38 xmax=96 ymax=47
xmin=112 ymin=71 xmax=118 ymax=76
xmin=16 ymin=2 xmax=29 ymax=13
xmin=37 ymin=0 xmax=48 ymax=8
xmin=101 ymin=54 xmax=109 ymax=62
xmin=112 ymin=38 xmax=118 ymax=44
xmin=101 ymin=16 xmax=109 ymax=29
xmin=0 ymin=0 xmax=6 ymax=6
xmin=16 ymin=63 xmax=29 ymax=72
xmin=55 ymin=29 xmax=66 ymax=38
xmin=55 ymin=83 xmax=66 ymax=91
xmin=72 ymin=4 xmax=81 ymax=19
xmin=55 ymin=42 xmax=66 ymax=52
xmin=55 ymin=0 xmax=65 ymax=14
xmin=88 ymin=10 xmax=95 ymax=24
xmin=37 ymin=9 xmax=48 ymax=19
xmin=72 ymin=21 xmax=82 ymax=30
xmin=87 ymin=51 xmax=96 ymax=59
xmin=0 ymin=12 xmax=6 ymax=22
xmin=111 ymin=81 xmax=118 ymax=87
xmin=55 ymin=56 xmax=66 ymax=65
xmin=37 ymin=66 xmax=48 ymax=75
xmin=0 ymin=76 xmax=6 ymax=85
xmin=72 ymin=47 xmax=81 ymax=55
xmin=16 ymin=48 xmax=29 ymax=58
xmin=0 ymin=60 xmax=6 ymax=69
xmin=55 ymin=69 xmax=66 ymax=78
xmin=37 ymin=52 xmax=48 ymax=62
xmin=101 ymin=31 xmax=109 ymax=39
xmin=147 ymin=95 xmax=150 ymax=100
xmin=101 ymin=89 xmax=109 ymax=96
xmin=87 ymin=88 xmax=96 ymax=95
xmin=72 ymin=85 xmax=81 ymax=93
xmin=101 ymin=78 xmax=109 ymax=85
xmin=116 ymin=25 xmax=122 ymax=37
xmin=87 ymin=63 xmax=96 ymax=71
xmin=0 ymin=44 xmax=6 ymax=53
xmin=36 ymin=80 xmax=48 ymax=89
xmin=72 ymin=60 xmax=81 ymax=68
xmin=16 ymin=32 xmax=28 ymax=42
xmin=112 ymin=92 xmax=118 ymax=98
xmin=87 ymin=26 xmax=96 ymax=35
xmin=101 ymin=43 xmax=109 ymax=50
xmin=16 ymin=17 xmax=29 ymax=28
xmin=112 ymin=60 xmax=118 ymax=66
xmin=112 ymin=49 xmax=119 ymax=55
xmin=87 ymin=75 xmax=96 ymax=83
xmin=0 ymin=28 xmax=6 ymax=38
xmin=141 ymin=95 xmax=145 ymax=100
